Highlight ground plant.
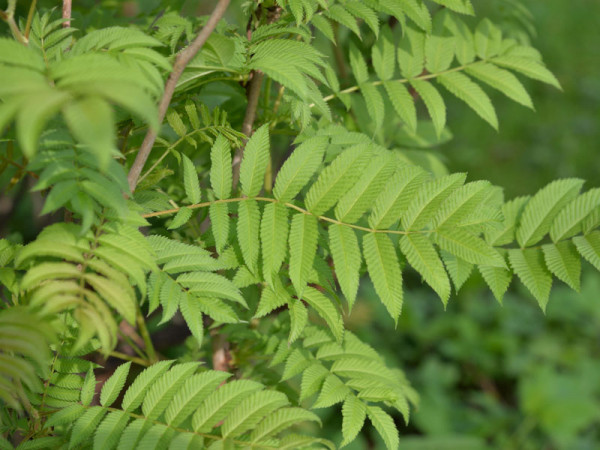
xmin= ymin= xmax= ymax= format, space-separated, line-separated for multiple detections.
xmin=1 ymin=0 xmax=599 ymax=448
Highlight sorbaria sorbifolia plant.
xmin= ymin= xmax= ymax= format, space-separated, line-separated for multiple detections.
xmin=0 ymin=0 xmax=599 ymax=448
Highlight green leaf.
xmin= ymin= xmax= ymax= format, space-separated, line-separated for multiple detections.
xmin=209 ymin=203 xmax=229 ymax=253
xmin=542 ymin=241 xmax=581 ymax=291
xmin=273 ymin=136 xmax=327 ymax=203
xmin=93 ymin=411 xmax=130 ymax=450
xmin=325 ymin=5 xmax=360 ymax=37
xmin=402 ymin=173 xmax=466 ymax=231
xmin=367 ymin=405 xmax=399 ymax=450
xmin=167 ymin=110 xmax=187 ymax=137
xmin=508 ymin=248 xmax=552 ymax=311
xmin=391 ymin=0 xmax=431 ymax=32
xmin=491 ymin=55 xmax=561 ymax=89
xmin=181 ymin=155 xmax=200 ymax=204
xmin=16 ymin=91 xmax=70 ymax=160
xmin=349 ymin=44 xmax=368 ymax=84
xmin=328 ymin=224 xmax=361 ymax=311
xmin=260 ymin=202 xmax=289 ymax=285
xmin=313 ymin=374 xmax=350 ymax=409
xmin=372 ymin=25 xmax=395 ymax=81
xmin=63 ymin=96 xmax=115 ymax=168
xmin=410 ymin=79 xmax=446 ymax=137
xmin=432 ymin=181 xmax=493 ymax=229
xmin=400 ymin=234 xmax=450 ymax=305
xmin=425 ymin=21 xmax=455 ymax=73
xmin=210 ymin=134 xmax=232 ymax=200
xmin=281 ymin=348 xmax=312 ymax=381
xmin=312 ymin=15 xmax=335 ymax=43
xmin=383 ymin=81 xmax=417 ymax=133
xmin=441 ymin=251 xmax=473 ymax=292
xmin=288 ymin=299 xmax=308 ymax=344
xmin=116 ymin=419 xmax=144 ymax=449
xmin=221 ymin=390 xmax=289 ymax=438
xmin=341 ymin=395 xmax=367 ymax=447
xmin=516 ymin=179 xmax=584 ymax=247
xmin=255 ymin=278 xmax=289 ymax=318
xmin=550 ymin=188 xmax=600 ymax=242
xmin=250 ymin=407 xmax=321 ymax=443
xmin=474 ymin=19 xmax=502 ymax=59
xmin=180 ymin=292 xmax=204 ymax=347
xmin=100 ymin=362 xmax=131 ymax=407
xmin=20 ymin=262 xmax=81 ymax=290
xmin=70 ymin=407 xmax=107 ymax=448
xmin=141 ymin=362 xmax=200 ymax=420
xmin=360 ymin=83 xmax=385 ymax=131
xmin=396 ymin=26 xmax=426 ymax=78
xmin=192 ymin=380 xmax=263 ymax=432
xmin=251 ymin=56 xmax=307 ymax=98
xmin=345 ymin=2 xmax=379 ymax=36
xmin=305 ymin=144 xmax=372 ymax=215
xmin=237 ymin=199 xmax=261 ymax=274
xmin=435 ymin=228 xmax=505 ymax=267
xmin=40 ymin=181 xmax=79 ymax=215
xmin=168 ymin=207 xmax=193 ymax=230
xmin=0 ymin=38 xmax=45 ymax=70
xmin=466 ymin=62 xmax=533 ymax=109
xmin=289 ymin=214 xmax=319 ymax=297
xmin=445 ymin=14 xmax=475 ymax=64
xmin=335 ymin=154 xmax=396 ymax=224
xmin=573 ymin=231 xmax=600 ymax=271
xmin=300 ymin=364 xmax=329 ymax=401
xmin=437 ymin=72 xmax=498 ymax=130
xmin=178 ymin=271 xmax=246 ymax=306
xmin=164 ymin=371 xmax=230 ymax=427
xmin=302 ymin=287 xmax=343 ymax=343
xmin=485 ymin=195 xmax=529 ymax=246
xmin=240 ymin=124 xmax=270 ymax=197
xmin=478 ymin=263 xmax=511 ymax=304
xmin=363 ymin=233 xmax=403 ymax=322
xmin=369 ymin=164 xmax=428 ymax=230
xmin=81 ymin=368 xmax=97 ymax=406
xmin=85 ymin=273 xmax=136 ymax=324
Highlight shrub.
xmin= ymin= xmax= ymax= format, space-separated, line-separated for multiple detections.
xmin=1 ymin=0 xmax=598 ymax=448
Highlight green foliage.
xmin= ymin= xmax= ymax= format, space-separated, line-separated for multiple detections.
xmin=0 ymin=1 xmax=598 ymax=449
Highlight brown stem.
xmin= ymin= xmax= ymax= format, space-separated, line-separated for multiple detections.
xmin=2 ymin=0 xmax=27 ymax=44
xmin=62 ymin=0 xmax=71 ymax=28
xmin=231 ymin=71 xmax=264 ymax=190
xmin=211 ymin=330 xmax=231 ymax=372
xmin=127 ymin=0 xmax=231 ymax=192
xmin=231 ymin=5 xmax=282 ymax=191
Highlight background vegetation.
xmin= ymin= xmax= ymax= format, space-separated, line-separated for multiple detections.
xmin=1 ymin=1 xmax=599 ymax=448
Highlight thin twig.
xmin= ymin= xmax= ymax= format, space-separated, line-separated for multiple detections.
xmin=24 ymin=0 xmax=37 ymax=39
xmin=109 ymin=351 xmax=150 ymax=367
xmin=136 ymin=309 xmax=158 ymax=363
xmin=313 ymin=63 xmax=471 ymax=107
xmin=0 ymin=155 xmax=39 ymax=179
xmin=2 ymin=0 xmax=27 ymax=44
xmin=141 ymin=196 xmax=429 ymax=236
xmin=62 ymin=0 xmax=71 ymax=28
xmin=127 ymin=0 xmax=231 ymax=192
